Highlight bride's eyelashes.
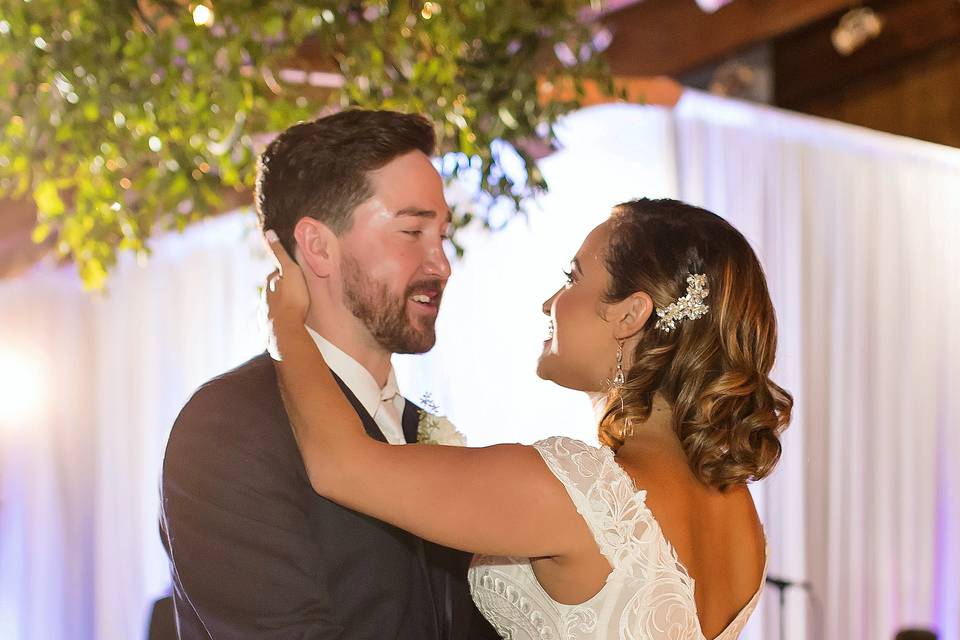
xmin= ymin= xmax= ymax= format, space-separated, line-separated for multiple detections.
xmin=562 ymin=268 xmax=575 ymax=285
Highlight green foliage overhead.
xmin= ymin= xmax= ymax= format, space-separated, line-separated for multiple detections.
xmin=0 ymin=1 xmax=614 ymax=289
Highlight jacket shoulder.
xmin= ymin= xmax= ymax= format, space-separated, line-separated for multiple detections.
xmin=165 ymin=352 xmax=286 ymax=460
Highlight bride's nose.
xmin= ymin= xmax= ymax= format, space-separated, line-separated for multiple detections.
xmin=542 ymin=290 xmax=559 ymax=315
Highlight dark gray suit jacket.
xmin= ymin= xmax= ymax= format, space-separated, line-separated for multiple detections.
xmin=160 ymin=352 xmax=499 ymax=639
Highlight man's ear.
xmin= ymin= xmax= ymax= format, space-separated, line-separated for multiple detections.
xmin=609 ymin=290 xmax=654 ymax=340
xmin=293 ymin=217 xmax=338 ymax=278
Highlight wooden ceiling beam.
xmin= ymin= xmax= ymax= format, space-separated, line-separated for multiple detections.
xmin=601 ymin=0 xmax=855 ymax=76
xmin=774 ymin=0 xmax=960 ymax=106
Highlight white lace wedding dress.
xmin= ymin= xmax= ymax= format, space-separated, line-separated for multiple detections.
xmin=467 ymin=437 xmax=767 ymax=640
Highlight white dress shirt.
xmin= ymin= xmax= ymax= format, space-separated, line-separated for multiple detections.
xmin=305 ymin=326 xmax=408 ymax=445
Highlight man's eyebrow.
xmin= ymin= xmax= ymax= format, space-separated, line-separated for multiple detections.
xmin=395 ymin=207 xmax=454 ymax=225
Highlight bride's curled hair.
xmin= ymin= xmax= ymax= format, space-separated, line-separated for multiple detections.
xmin=598 ymin=198 xmax=792 ymax=491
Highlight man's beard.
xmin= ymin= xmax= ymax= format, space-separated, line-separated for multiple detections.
xmin=341 ymin=255 xmax=441 ymax=354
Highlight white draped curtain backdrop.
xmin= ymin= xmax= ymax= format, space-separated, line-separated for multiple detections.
xmin=0 ymin=92 xmax=957 ymax=640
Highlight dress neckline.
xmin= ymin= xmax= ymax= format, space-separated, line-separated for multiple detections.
xmin=600 ymin=444 xmax=769 ymax=640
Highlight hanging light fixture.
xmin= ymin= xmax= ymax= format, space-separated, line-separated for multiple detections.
xmin=831 ymin=7 xmax=884 ymax=56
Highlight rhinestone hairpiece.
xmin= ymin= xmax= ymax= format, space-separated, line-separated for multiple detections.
xmin=654 ymin=274 xmax=710 ymax=333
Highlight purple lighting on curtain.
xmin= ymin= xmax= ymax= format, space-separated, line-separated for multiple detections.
xmin=934 ymin=391 xmax=959 ymax=640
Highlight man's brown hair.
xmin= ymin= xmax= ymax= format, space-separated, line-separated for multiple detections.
xmin=255 ymin=109 xmax=436 ymax=256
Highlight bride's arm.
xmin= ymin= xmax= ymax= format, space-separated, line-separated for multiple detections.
xmin=265 ymin=232 xmax=586 ymax=559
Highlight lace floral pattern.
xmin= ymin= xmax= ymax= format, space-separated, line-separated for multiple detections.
xmin=467 ymin=437 xmax=766 ymax=639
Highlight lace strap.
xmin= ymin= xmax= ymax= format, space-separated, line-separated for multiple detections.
xmin=532 ymin=436 xmax=646 ymax=567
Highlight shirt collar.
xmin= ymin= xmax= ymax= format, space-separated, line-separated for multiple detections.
xmin=304 ymin=325 xmax=400 ymax=418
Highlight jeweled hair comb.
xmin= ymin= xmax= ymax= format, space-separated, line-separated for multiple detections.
xmin=654 ymin=274 xmax=710 ymax=333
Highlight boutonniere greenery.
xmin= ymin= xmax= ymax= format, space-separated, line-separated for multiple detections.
xmin=416 ymin=393 xmax=467 ymax=446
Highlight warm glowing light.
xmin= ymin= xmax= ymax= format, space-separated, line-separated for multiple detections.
xmin=192 ymin=4 xmax=214 ymax=27
xmin=421 ymin=2 xmax=439 ymax=19
xmin=0 ymin=347 xmax=45 ymax=429
xmin=695 ymin=0 xmax=734 ymax=12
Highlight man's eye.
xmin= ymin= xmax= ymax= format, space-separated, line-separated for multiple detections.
xmin=402 ymin=230 xmax=423 ymax=237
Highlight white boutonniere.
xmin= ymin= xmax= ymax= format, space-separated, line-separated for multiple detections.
xmin=416 ymin=393 xmax=467 ymax=446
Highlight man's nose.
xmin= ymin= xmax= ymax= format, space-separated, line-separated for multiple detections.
xmin=423 ymin=243 xmax=452 ymax=279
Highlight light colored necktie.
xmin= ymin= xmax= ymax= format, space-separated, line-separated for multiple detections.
xmin=373 ymin=381 xmax=407 ymax=445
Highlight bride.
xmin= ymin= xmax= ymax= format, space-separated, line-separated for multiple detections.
xmin=263 ymin=197 xmax=792 ymax=639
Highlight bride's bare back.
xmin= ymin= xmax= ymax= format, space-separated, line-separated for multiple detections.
xmin=530 ymin=428 xmax=766 ymax=639
xmin=621 ymin=433 xmax=766 ymax=638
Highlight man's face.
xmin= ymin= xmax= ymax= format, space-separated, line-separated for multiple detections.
xmin=337 ymin=150 xmax=452 ymax=354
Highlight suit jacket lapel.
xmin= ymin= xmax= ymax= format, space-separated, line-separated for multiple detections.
xmin=402 ymin=400 xmax=420 ymax=444
xmin=402 ymin=398 xmax=457 ymax=636
xmin=332 ymin=372 xmax=388 ymax=443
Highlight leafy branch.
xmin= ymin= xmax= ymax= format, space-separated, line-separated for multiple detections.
xmin=0 ymin=1 xmax=614 ymax=289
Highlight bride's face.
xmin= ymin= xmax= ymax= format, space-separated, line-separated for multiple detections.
xmin=537 ymin=220 xmax=619 ymax=392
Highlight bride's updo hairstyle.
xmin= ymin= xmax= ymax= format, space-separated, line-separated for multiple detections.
xmin=598 ymin=198 xmax=792 ymax=491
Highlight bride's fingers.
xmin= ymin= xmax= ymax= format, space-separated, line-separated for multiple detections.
xmin=264 ymin=229 xmax=292 ymax=276
xmin=267 ymin=269 xmax=281 ymax=293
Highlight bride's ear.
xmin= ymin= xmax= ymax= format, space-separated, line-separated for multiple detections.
xmin=610 ymin=291 xmax=654 ymax=340
xmin=293 ymin=216 xmax=338 ymax=279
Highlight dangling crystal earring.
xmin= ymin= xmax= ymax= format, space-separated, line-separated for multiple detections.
xmin=613 ymin=339 xmax=625 ymax=387
xmin=613 ymin=339 xmax=634 ymax=440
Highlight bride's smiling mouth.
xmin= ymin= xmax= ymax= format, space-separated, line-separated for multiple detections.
xmin=544 ymin=318 xmax=555 ymax=343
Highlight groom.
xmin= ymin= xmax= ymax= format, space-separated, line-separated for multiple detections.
xmin=160 ymin=110 xmax=498 ymax=639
